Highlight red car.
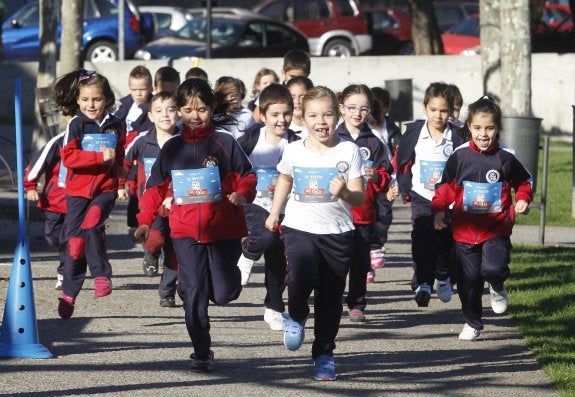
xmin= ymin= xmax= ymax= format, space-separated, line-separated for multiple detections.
xmin=441 ymin=15 xmax=480 ymax=55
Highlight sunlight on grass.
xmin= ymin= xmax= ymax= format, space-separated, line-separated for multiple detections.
xmin=508 ymin=246 xmax=575 ymax=396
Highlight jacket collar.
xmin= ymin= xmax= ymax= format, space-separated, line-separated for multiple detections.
xmin=469 ymin=139 xmax=500 ymax=154
xmin=181 ymin=122 xmax=215 ymax=142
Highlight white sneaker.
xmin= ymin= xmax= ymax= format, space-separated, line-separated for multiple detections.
xmin=264 ymin=308 xmax=284 ymax=331
xmin=458 ymin=323 xmax=480 ymax=341
xmin=55 ymin=274 xmax=64 ymax=290
xmin=237 ymin=254 xmax=255 ymax=286
xmin=434 ymin=277 xmax=452 ymax=303
xmin=489 ymin=284 xmax=508 ymax=314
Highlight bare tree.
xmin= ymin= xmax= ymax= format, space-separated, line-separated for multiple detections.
xmin=480 ymin=0 xmax=501 ymax=101
xmin=405 ymin=0 xmax=443 ymax=55
xmin=60 ymin=0 xmax=84 ymax=74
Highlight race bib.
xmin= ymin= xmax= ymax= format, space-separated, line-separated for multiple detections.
xmin=81 ymin=133 xmax=117 ymax=152
xmin=293 ymin=167 xmax=338 ymax=203
xmin=171 ymin=167 xmax=222 ymax=204
xmin=143 ymin=157 xmax=156 ymax=183
xmin=420 ymin=159 xmax=446 ymax=190
xmin=57 ymin=161 xmax=67 ymax=187
xmin=462 ymin=181 xmax=502 ymax=213
xmin=255 ymin=167 xmax=279 ymax=198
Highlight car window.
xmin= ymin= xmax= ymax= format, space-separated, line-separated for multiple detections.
xmin=12 ymin=3 xmax=40 ymax=26
xmin=463 ymin=5 xmax=479 ymax=16
xmin=155 ymin=14 xmax=173 ymax=30
xmin=335 ymin=0 xmax=356 ymax=17
xmin=450 ymin=17 xmax=479 ymax=37
xmin=372 ymin=10 xmax=396 ymax=31
xmin=264 ymin=22 xmax=298 ymax=45
xmin=84 ymin=0 xmax=98 ymax=19
xmin=240 ymin=22 xmax=264 ymax=47
xmin=436 ymin=6 xmax=464 ymax=30
xmin=94 ymin=0 xmax=118 ymax=17
xmin=295 ymin=0 xmax=330 ymax=20
xmin=212 ymin=20 xmax=242 ymax=45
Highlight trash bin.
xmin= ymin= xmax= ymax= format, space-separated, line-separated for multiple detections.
xmin=500 ymin=116 xmax=542 ymax=193
xmin=385 ymin=79 xmax=413 ymax=122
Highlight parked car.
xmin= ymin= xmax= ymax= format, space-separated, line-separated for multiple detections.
xmin=441 ymin=15 xmax=480 ymax=55
xmin=434 ymin=1 xmax=479 ymax=33
xmin=138 ymin=5 xmax=193 ymax=41
xmin=363 ymin=7 xmax=412 ymax=55
xmin=2 ymin=0 xmax=152 ymax=63
xmin=254 ymin=0 xmax=372 ymax=57
xmin=134 ymin=8 xmax=309 ymax=60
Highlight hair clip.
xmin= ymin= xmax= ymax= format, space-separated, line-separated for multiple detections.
xmin=481 ymin=95 xmax=495 ymax=102
xmin=79 ymin=69 xmax=97 ymax=82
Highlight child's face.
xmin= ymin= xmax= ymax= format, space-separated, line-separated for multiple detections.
xmin=289 ymin=83 xmax=307 ymax=120
xmin=261 ymin=103 xmax=292 ymax=137
xmin=179 ymin=97 xmax=213 ymax=130
xmin=469 ymin=111 xmax=498 ymax=151
xmin=339 ymin=93 xmax=371 ymax=129
xmin=449 ymin=105 xmax=461 ymax=124
xmin=77 ymin=85 xmax=106 ymax=122
xmin=304 ymin=98 xmax=337 ymax=145
xmin=129 ymin=77 xmax=152 ymax=105
xmin=148 ymin=97 xmax=178 ymax=133
xmin=424 ymin=96 xmax=450 ymax=132
xmin=282 ymin=68 xmax=307 ymax=83
xmin=256 ymin=74 xmax=277 ymax=93
xmin=155 ymin=81 xmax=179 ymax=95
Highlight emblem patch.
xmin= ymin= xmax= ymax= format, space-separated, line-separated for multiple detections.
xmin=485 ymin=169 xmax=500 ymax=183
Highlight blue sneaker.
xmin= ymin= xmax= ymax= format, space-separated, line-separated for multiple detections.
xmin=283 ymin=313 xmax=305 ymax=351
xmin=314 ymin=354 xmax=336 ymax=381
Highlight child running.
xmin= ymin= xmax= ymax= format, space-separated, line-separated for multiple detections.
xmin=56 ymin=69 xmax=125 ymax=319
xmin=432 ymin=96 xmax=532 ymax=341
xmin=133 ymin=78 xmax=257 ymax=372
xmin=336 ymin=84 xmax=393 ymax=322
xmin=396 ymin=81 xmax=463 ymax=307
xmin=236 ymin=83 xmax=300 ymax=330
xmin=265 ymin=86 xmax=365 ymax=381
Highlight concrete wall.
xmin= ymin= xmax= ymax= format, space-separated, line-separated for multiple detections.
xmin=0 ymin=53 xmax=573 ymax=136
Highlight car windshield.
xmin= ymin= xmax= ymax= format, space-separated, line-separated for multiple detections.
xmin=449 ymin=17 xmax=479 ymax=37
xmin=175 ymin=17 xmax=244 ymax=45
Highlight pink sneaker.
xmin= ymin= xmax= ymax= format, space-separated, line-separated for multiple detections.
xmin=58 ymin=293 xmax=75 ymax=319
xmin=94 ymin=276 xmax=112 ymax=298
xmin=366 ymin=270 xmax=375 ymax=284
xmin=370 ymin=249 xmax=385 ymax=269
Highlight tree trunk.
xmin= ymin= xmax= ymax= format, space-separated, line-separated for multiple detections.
xmin=60 ymin=0 xmax=84 ymax=74
xmin=405 ymin=0 xmax=444 ymax=55
xmin=480 ymin=0 xmax=501 ymax=101
xmin=500 ymin=0 xmax=532 ymax=116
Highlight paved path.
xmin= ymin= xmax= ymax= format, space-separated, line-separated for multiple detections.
xmin=0 ymin=188 xmax=560 ymax=396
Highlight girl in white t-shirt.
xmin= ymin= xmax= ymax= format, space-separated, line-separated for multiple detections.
xmin=265 ymin=86 xmax=364 ymax=382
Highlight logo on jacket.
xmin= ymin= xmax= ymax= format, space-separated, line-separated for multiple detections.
xmin=486 ymin=169 xmax=500 ymax=183
xmin=442 ymin=144 xmax=453 ymax=157
xmin=203 ymin=156 xmax=220 ymax=168
xmin=359 ymin=146 xmax=371 ymax=161
xmin=336 ymin=161 xmax=350 ymax=174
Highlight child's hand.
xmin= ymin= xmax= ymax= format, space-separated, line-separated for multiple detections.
xmin=133 ymin=225 xmax=150 ymax=242
xmin=434 ymin=212 xmax=448 ymax=230
xmin=102 ymin=148 xmax=116 ymax=162
xmin=515 ymin=199 xmax=530 ymax=214
xmin=386 ymin=183 xmax=399 ymax=201
xmin=27 ymin=190 xmax=40 ymax=201
xmin=265 ymin=213 xmax=279 ymax=232
xmin=227 ymin=192 xmax=247 ymax=206
xmin=162 ymin=196 xmax=173 ymax=211
xmin=117 ymin=189 xmax=128 ymax=201
xmin=329 ymin=175 xmax=347 ymax=197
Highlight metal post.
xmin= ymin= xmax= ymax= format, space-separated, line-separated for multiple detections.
xmin=206 ymin=0 xmax=212 ymax=59
xmin=572 ymin=106 xmax=575 ymax=218
xmin=118 ymin=0 xmax=125 ymax=61
xmin=538 ymin=136 xmax=549 ymax=245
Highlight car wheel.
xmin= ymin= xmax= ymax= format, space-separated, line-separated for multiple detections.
xmin=86 ymin=41 xmax=118 ymax=63
xmin=322 ymin=39 xmax=355 ymax=57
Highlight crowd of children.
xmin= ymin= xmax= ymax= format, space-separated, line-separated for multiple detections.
xmin=24 ymin=49 xmax=532 ymax=380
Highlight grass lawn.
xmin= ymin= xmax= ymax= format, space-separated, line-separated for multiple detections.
xmin=509 ymin=245 xmax=575 ymax=396
xmin=516 ymin=147 xmax=575 ymax=227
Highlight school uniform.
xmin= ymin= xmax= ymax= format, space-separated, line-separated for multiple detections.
xmin=137 ymin=122 xmax=256 ymax=359
xmin=336 ymin=122 xmax=392 ymax=312
xmin=432 ymin=140 xmax=532 ymax=330
xmin=60 ymin=110 xmax=125 ymax=298
xmin=278 ymin=138 xmax=363 ymax=359
xmin=237 ymin=124 xmax=300 ymax=313
xmin=396 ymin=120 xmax=463 ymax=289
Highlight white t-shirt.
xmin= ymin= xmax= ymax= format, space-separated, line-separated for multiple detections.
xmin=126 ymin=103 xmax=143 ymax=132
xmin=278 ymin=138 xmax=363 ymax=234
xmin=250 ymin=126 xmax=290 ymax=212
xmin=411 ymin=122 xmax=455 ymax=201
xmin=289 ymin=121 xmax=309 ymax=139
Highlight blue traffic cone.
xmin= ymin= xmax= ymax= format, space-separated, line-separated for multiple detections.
xmin=0 ymin=237 xmax=53 ymax=358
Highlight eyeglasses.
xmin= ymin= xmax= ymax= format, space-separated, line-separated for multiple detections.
xmin=79 ymin=69 xmax=97 ymax=82
xmin=343 ymin=105 xmax=371 ymax=116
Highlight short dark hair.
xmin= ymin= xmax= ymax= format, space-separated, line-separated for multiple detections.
xmin=154 ymin=66 xmax=181 ymax=87
xmin=282 ymin=50 xmax=311 ymax=76
xmin=185 ymin=67 xmax=208 ymax=81
xmin=259 ymin=83 xmax=294 ymax=115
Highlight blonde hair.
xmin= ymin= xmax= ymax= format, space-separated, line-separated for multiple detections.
xmin=302 ymin=86 xmax=338 ymax=116
xmin=251 ymin=67 xmax=279 ymax=96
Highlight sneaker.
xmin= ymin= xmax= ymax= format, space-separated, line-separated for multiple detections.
xmin=283 ymin=313 xmax=305 ymax=351
xmin=237 ymin=254 xmax=255 ymax=286
xmin=190 ymin=350 xmax=214 ymax=372
xmin=348 ymin=308 xmax=366 ymax=323
xmin=366 ymin=270 xmax=375 ymax=284
xmin=143 ymin=254 xmax=159 ymax=277
xmin=489 ymin=284 xmax=508 ymax=314
xmin=434 ymin=277 xmax=452 ymax=303
xmin=94 ymin=276 xmax=112 ymax=298
xmin=414 ymin=283 xmax=432 ymax=307
xmin=264 ymin=308 xmax=284 ymax=331
xmin=58 ymin=293 xmax=75 ymax=319
xmin=55 ymin=274 xmax=64 ymax=290
xmin=458 ymin=323 xmax=480 ymax=341
xmin=369 ymin=248 xmax=385 ymax=269
xmin=314 ymin=354 xmax=336 ymax=381
xmin=160 ymin=296 xmax=176 ymax=308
